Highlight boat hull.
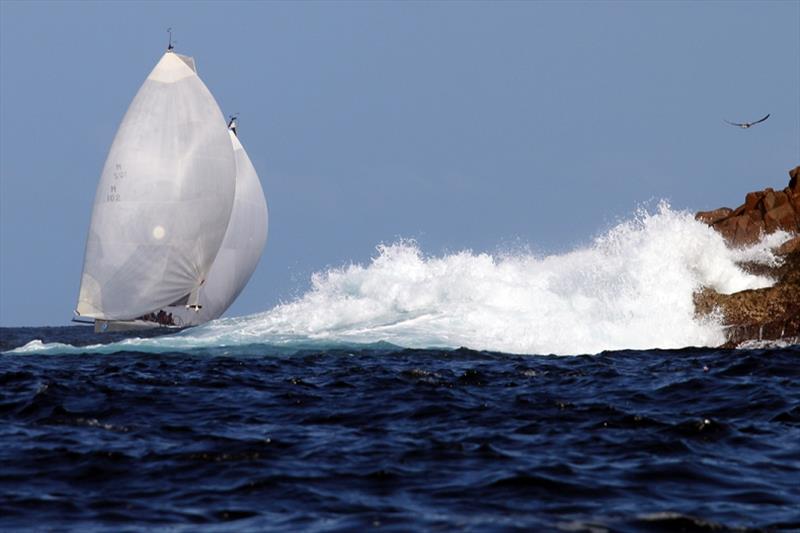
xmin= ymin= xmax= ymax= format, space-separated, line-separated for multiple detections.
xmin=93 ymin=319 xmax=180 ymax=333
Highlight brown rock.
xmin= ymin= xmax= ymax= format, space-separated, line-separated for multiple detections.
xmin=696 ymin=166 xmax=800 ymax=247
xmin=695 ymin=207 xmax=732 ymax=226
xmin=730 ymin=205 xmax=746 ymax=218
xmin=765 ymin=203 xmax=797 ymax=232
xmin=712 ymin=217 xmax=738 ymax=243
xmin=773 ymin=191 xmax=789 ymax=209
xmin=693 ymin=165 xmax=800 ymax=347
xmin=744 ymin=191 xmax=763 ymax=211
xmin=694 ymin=251 xmax=800 ymax=346
xmin=777 ymin=235 xmax=800 ymax=255
xmin=734 ymin=216 xmax=762 ymax=245
xmin=763 ymin=212 xmax=779 ymax=233
xmin=761 ymin=189 xmax=776 ymax=212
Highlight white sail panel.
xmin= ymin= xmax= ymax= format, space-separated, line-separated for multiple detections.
xmin=172 ymin=130 xmax=268 ymax=326
xmin=77 ymin=52 xmax=236 ymax=320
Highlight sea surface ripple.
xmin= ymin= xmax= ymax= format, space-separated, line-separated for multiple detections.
xmin=1 ymin=327 xmax=799 ymax=531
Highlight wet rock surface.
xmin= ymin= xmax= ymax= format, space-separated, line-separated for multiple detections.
xmin=696 ymin=166 xmax=800 ymax=246
xmin=694 ymin=166 xmax=800 ymax=347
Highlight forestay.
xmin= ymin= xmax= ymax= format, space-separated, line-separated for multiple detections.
xmin=76 ymin=52 xmax=236 ymax=320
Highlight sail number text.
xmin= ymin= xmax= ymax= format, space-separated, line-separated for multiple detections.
xmin=106 ymin=164 xmax=125 ymax=202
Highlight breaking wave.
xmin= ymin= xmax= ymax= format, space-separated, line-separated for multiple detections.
xmin=11 ymin=203 xmax=790 ymax=355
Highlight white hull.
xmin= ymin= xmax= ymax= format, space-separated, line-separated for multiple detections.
xmin=93 ymin=319 xmax=181 ymax=333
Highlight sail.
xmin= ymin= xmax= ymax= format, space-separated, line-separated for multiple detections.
xmin=171 ymin=130 xmax=268 ymax=326
xmin=76 ymin=52 xmax=236 ymax=320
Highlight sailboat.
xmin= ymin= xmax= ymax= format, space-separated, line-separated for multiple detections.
xmin=75 ymin=46 xmax=268 ymax=332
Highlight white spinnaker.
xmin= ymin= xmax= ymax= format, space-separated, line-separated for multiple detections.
xmin=172 ymin=130 xmax=268 ymax=326
xmin=76 ymin=52 xmax=236 ymax=320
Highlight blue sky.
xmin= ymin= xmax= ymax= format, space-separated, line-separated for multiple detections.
xmin=1 ymin=0 xmax=798 ymax=326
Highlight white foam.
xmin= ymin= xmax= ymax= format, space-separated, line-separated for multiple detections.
xmin=11 ymin=203 xmax=789 ymax=356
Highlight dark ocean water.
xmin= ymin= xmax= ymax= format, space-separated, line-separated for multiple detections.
xmin=1 ymin=326 xmax=799 ymax=531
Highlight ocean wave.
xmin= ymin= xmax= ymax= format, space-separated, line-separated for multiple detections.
xmin=9 ymin=203 xmax=789 ymax=356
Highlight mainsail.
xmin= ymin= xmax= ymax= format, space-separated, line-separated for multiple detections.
xmin=77 ymin=51 xmax=237 ymax=321
xmin=171 ymin=128 xmax=268 ymax=326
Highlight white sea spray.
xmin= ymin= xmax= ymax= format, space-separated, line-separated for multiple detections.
xmin=11 ymin=204 xmax=788 ymax=356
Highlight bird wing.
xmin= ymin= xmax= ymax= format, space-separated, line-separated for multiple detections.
xmin=751 ymin=113 xmax=770 ymax=125
xmin=724 ymin=119 xmax=746 ymax=127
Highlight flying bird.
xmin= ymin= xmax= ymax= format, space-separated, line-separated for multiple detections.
xmin=724 ymin=114 xmax=770 ymax=129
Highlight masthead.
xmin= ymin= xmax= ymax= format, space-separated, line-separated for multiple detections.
xmin=167 ymin=27 xmax=175 ymax=52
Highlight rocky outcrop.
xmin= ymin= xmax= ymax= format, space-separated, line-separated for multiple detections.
xmin=694 ymin=251 xmax=800 ymax=347
xmin=694 ymin=166 xmax=800 ymax=347
xmin=696 ymin=166 xmax=800 ymax=246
